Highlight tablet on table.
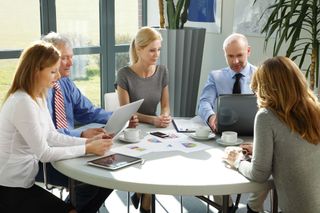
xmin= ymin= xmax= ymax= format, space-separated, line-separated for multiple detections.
xmin=87 ymin=153 xmax=144 ymax=170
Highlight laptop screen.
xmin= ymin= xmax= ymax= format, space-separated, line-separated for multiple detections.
xmin=216 ymin=94 xmax=258 ymax=136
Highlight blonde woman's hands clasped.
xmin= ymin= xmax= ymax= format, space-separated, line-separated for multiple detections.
xmin=85 ymin=133 xmax=114 ymax=156
xmin=153 ymin=114 xmax=172 ymax=128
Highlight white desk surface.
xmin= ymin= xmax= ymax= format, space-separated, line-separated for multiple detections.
xmin=52 ymin=121 xmax=274 ymax=196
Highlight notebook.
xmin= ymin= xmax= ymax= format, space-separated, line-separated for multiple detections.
xmin=76 ymin=99 xmax=144 ymax=138
xmin=216 ymin=94 xmax=257 ymax=136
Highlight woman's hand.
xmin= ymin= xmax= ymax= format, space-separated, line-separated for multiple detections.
xmin=153 ymin=114 xmax=172 ymax=128
xmin=223 ymin=146 xmax=244 ymax=168
xmin=85 ymin=133 xmax=114 ymax=155
xmin=85 ymin=136 xmax=113 ymax=156
xmin=240 ymin=142 xmax=253 ymax=156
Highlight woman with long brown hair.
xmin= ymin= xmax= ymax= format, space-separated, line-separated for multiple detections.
xmin=225 ymin=56 xmax=320 ymax=212
xmin=0 ymin=41 xmax=113 ymax=213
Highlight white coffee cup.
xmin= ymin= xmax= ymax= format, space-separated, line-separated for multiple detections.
xmin=124 ymin=128 xmax=140 ymax=141
xmin=221 ymin=131 xmax=238 ymax=144
xmin=195 ymin=127 xmax=211 ymax=138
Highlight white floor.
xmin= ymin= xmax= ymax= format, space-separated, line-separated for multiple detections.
xmin=49 ymin=187 xmax=274 ymax=213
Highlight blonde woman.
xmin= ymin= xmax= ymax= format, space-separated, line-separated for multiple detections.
xmin=116 ymin=26 xmax=171 ymax=213
xmin=225 ymin=56 xmax=320 ymax=212
xmin=0 ymin=41 xmax=113 ymax=213
xmin=116 ymin=26 xmax=171 ymax=128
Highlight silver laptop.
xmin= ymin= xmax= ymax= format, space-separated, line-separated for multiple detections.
xmin=216 ymin=94 xmax=257 ymax=136
xmin=104 ymin=99 xmax=143 ymax=137
xmin=76 ymin=99 xmax=144 ymax=137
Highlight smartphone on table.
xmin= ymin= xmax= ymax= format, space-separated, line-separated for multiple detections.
xmin=150 ymin=131 xmax=169 ymax=138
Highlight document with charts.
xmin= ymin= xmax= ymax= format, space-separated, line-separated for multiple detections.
xmin=112 ymin=130 xmax=210 ymax=157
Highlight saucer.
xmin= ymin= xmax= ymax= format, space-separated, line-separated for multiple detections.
xmin=216 ymin=138 xmax=244 ymax=146
xmin=118 ymin=135 xmax=140 ymax=143
xmin=189 ymin=133 xmax=216 ymax=141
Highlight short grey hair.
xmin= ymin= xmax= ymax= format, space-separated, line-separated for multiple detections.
xmin=42 ymin=32 xmax=72 ymax=48
xmin=223 ymin=33 xmax=248 ymax=50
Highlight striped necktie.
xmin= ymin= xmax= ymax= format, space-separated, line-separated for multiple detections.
xmin=233 ymin=73 xmax=242 ymax=94
xmin=53 ymin=82 xmax=68 ymax=129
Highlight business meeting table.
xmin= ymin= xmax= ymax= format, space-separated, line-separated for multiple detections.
xmin=52 ymin=118 xmax=277 ymax=213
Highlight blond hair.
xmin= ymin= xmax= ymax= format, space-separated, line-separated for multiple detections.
xmin=129 ymin=27 xmax=162 ymax=65
xmin=251 ymin=56 xmax=320 ymax=144
xmin=4 ymin=41 xmax=60 ymax=102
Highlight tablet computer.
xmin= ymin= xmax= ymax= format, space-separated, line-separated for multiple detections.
xmin=87 ymin=153 xmax=144 ymax=170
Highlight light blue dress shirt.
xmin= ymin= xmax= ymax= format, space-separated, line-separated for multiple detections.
xmin=47 ymin=77 xmax=113 ymax=137
xmin=198 ymin=63 xmax=256 ymax=123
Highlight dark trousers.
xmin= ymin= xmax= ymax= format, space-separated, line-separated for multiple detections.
xmin=0 ymin=184 xmax=74 ymax=213
xmin=36 ymin=163 xmax=113 ymax=213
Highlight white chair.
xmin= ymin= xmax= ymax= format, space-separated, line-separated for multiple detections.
xmin=104 ymin=92 xmax=120 ymax=111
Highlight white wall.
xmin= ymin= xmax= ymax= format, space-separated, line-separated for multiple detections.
xmin=148 ymin=0 xmax=287 ymax=110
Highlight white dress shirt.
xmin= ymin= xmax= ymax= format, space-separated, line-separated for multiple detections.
xmin=0 ymin=91 xmax=86 ymax=188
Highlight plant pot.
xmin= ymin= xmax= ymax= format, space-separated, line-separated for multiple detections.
xmin=157 ymin=27 xmax=206 ymax=117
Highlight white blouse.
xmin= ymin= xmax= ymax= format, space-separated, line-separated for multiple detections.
xmin=0 ymin=91 xmax=86 ymax=188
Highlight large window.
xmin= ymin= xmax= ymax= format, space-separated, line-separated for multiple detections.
xmin=56 ymin=0 xmax=100 ymax=47
xmin=0 ymin=59 xmax=17 ymax=102
xmin=0 ymin=0 xmax=40 ymax=49
xmin=115 ymin=0 xmax=140 ymax=45
xmin=0 ymin=0 xmax=40 ymax=104
xmin=56 ymin=0 xmax=101 ymax=105
xmin=0 ymin=0 xmax=146 ymax=106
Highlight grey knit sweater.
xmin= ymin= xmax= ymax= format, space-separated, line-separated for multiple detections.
xmin=238 ymin=108 xmax=320 ymax=213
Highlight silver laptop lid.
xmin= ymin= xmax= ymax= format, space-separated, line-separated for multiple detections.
xmin=104 ymin=99 xmax=144 ymax=137
xmin=216 ymin=94 xmax=257 ymax=136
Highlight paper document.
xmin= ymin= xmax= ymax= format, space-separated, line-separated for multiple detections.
xmin=112 ymin=130 xmax=210 ymax=157
xmin=172 ymin=116 xmax=207 ymax=132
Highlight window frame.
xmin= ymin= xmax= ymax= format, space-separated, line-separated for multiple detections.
xmin=0 ymin=0 xmax=147 ymax=107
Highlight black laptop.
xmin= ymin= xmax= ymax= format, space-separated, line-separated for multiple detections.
xmin=216 ymin=94 xmax=258 ymax=136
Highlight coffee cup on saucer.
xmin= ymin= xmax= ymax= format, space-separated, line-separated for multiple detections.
xmin=123 ymin=128 xmax=140 ymax=141
xmin=195 ymin=127 xmax=211 ymax=138
xmin=221 ymin=131 xmax=238 ymax=144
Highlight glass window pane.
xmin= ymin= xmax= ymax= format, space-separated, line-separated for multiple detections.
xmin=0 ymin=59 xmax=18 ymax=104
xmin=115 ymin=52 xmax=130 ymax=87
xmin=56 ymin=0 xmax=99 ymax=47
xmin=115 ymin=0 xmax=141 ymax=45
xmin=72 ymin=54 xmax=101 ymax=107
xmin=0 ymin=0 xmax=40 ymax=49
xmin=116 ymin=52 xmax=130 ymax=72
xmin=0 ymin=56 xmax=102 ymax=107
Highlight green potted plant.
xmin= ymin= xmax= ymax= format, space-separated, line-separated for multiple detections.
xmin=157 ymin=0 xmax=206 ymax=117
xmin=158 ymin=0 xmax=190 ymax=29
xmin=255 ymin=0 xmax=319 ymax=92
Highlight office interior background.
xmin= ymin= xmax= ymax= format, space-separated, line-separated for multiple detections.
xmin=0 ymin=0 xmax=292 ymax=113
